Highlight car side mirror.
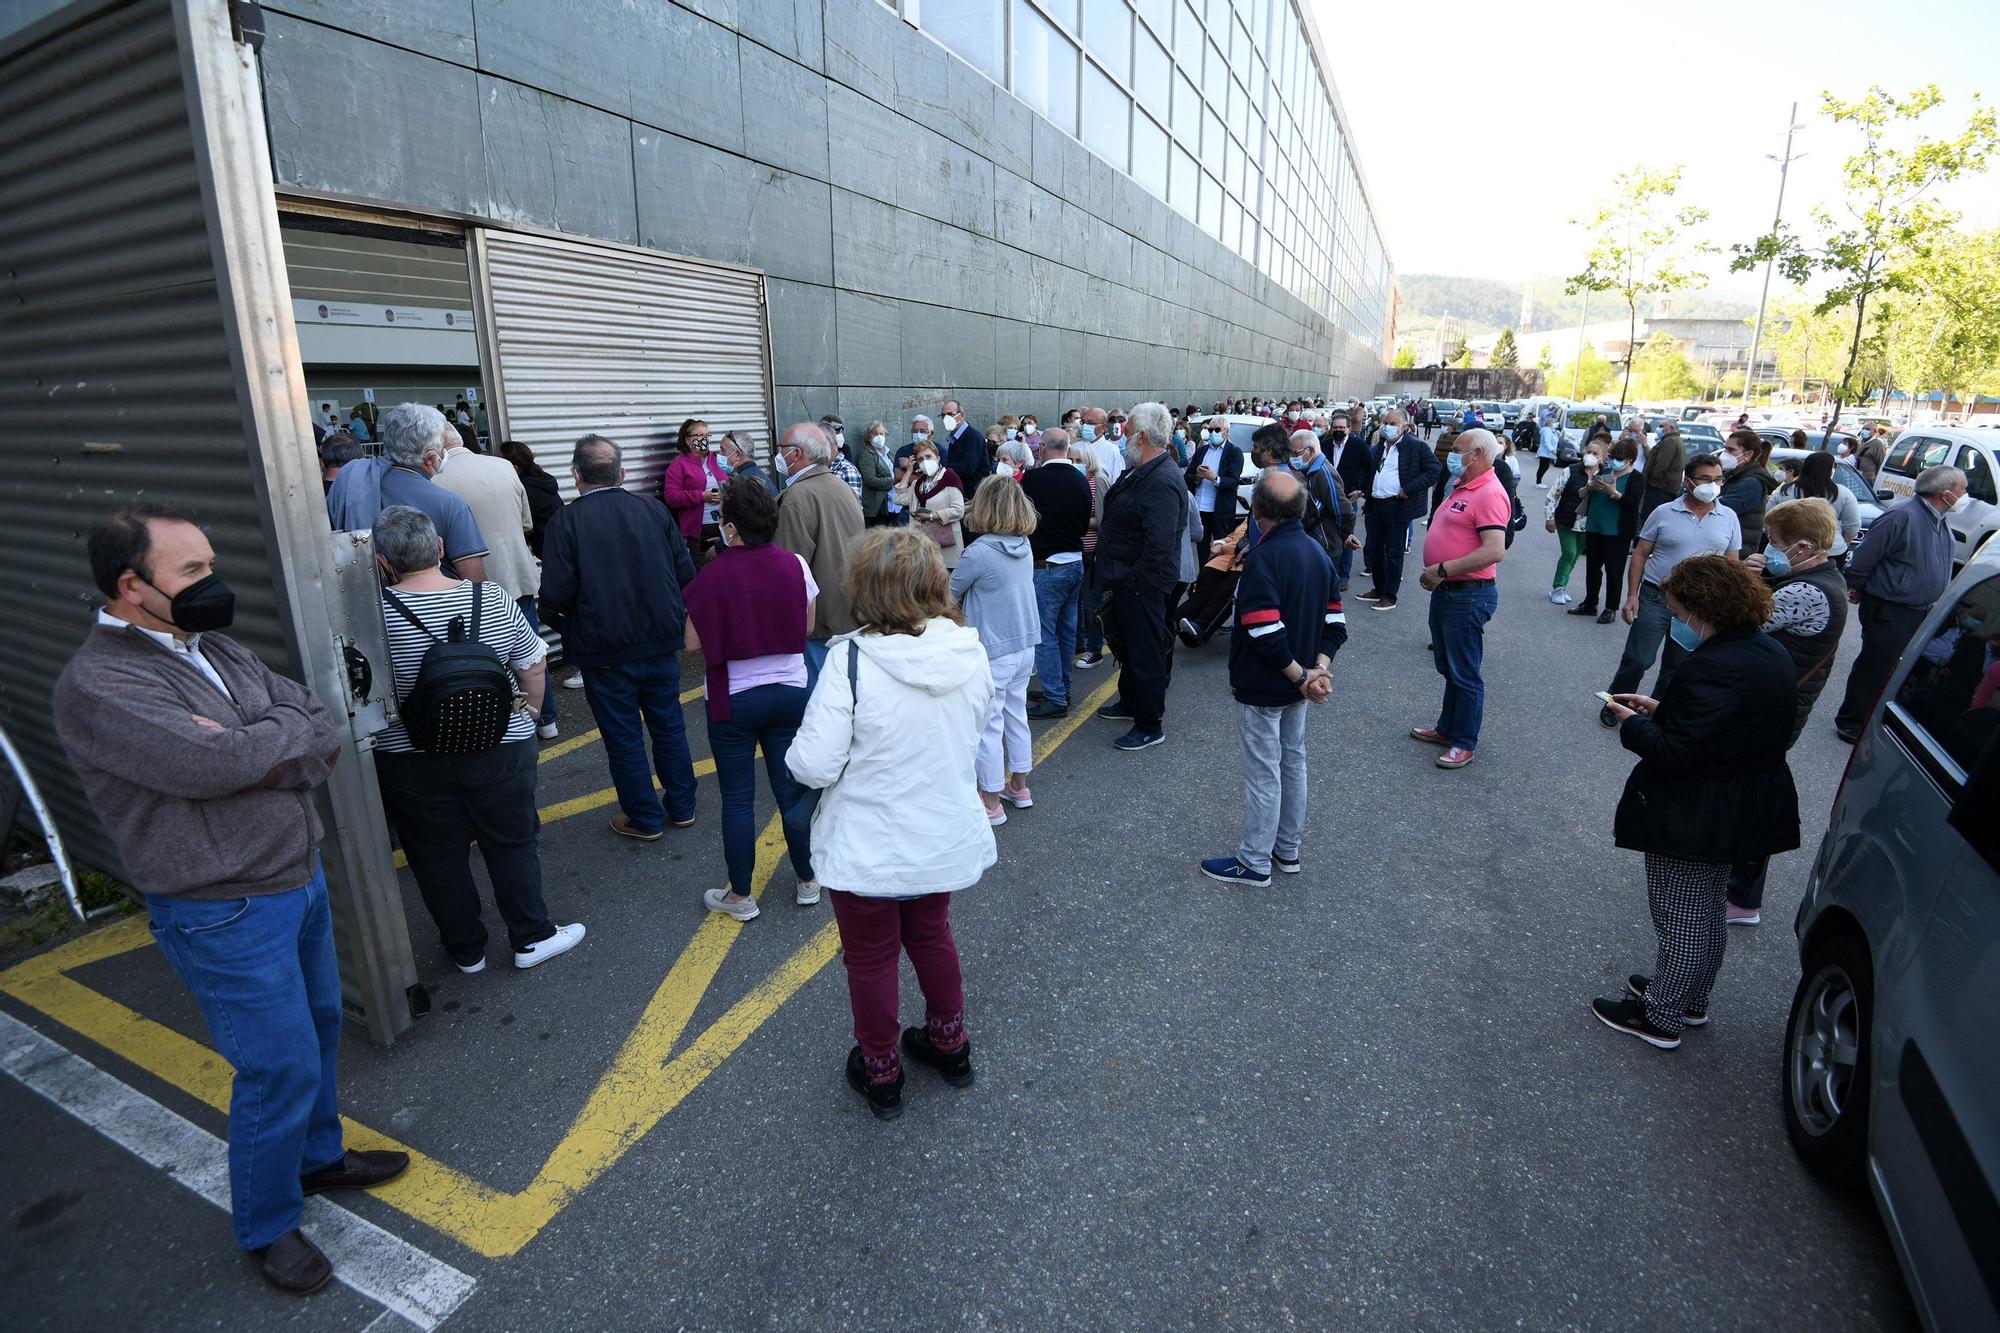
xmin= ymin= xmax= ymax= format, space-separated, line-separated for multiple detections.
xmin=1875 ymin=490 xmax=1893 ymax=503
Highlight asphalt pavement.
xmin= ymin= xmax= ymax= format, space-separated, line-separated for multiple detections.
xmin=2 ymin=484 xmax=1917 ymax=1330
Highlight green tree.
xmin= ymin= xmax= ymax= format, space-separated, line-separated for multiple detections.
xmin=1882 ymin=226 xmax=2000 ymax=411
xmin=1567 ymin=165 xmax=1715 ymax=411
xmin=1452 ymin=343 xmax=1475 ymax=369
xmin=1492 ymin=327 xmax=1520 ymax=368
xmin=1444 ymin=336 xmax=1468 ymax=367
xmin=1549 ymin=341 xmax=1615 ymax=400
xmin=1535 ymin=343 xmax=1554 ymax=373
xmin=1732 ymin=85 xmax=1997 ymax=438
xmin=1630 ymin=331 xmax=1703 ymax=400
xmin=1392 ymin=343 xmax=1417 ymax=369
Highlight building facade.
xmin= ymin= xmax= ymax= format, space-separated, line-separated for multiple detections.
xmin=249 ymin=0 xmax=1394 ymax=459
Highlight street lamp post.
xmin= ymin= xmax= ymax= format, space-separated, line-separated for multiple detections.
xmin=1568 ymin=290 xmax=1589 ymax=401
xmin=1742 ymin=103 xmax=1805 ymax=412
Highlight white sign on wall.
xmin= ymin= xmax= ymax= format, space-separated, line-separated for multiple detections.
xmin=293 ymin=299 xmax=475 ymax=332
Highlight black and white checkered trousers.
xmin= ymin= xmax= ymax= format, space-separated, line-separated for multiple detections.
xmin=1642 ymin=853 xmax=1732 ymax=1034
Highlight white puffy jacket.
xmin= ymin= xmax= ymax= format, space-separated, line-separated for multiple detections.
xmin=786 ymin=618 xmax=998 ymax=897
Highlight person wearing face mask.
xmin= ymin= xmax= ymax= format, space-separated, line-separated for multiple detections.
xmin=854 ymin=420 xmax=896 ymax=526
xmin=1019 ymin=414 xmax=1042 ymax=458
xmin=1543 ymin=437 xmax=1595 ymax=605
xmin=1020 ymin=430 xmax=1092 ymax=717
xmin=1568 ymin=437 xmax=1643 ymax=621
xmin=891 ymin=438 xmax=967 ymax=569
xmin=1288 ymin=428 xmax=1355 ymax=566
xmin=1598 ymin=454 xmax=1742 ymax=727
xmin=992 ymin=437 xmax=1032 ymax=484
xmin=1717 ymin=428 xmax=1778 ymax=555
xmin=1411 ymin=430 xmax=1512 ymax=769
xmin=775 ymin=422 xmax=868 ymax=681
xmin=1852 ymin=424 xmax=1890 ymax=484
xmin=1361 ymin=408 xmax=1444 ymax=611
xmin=1831 ymin=464 xmax=1967 ymax=743
xmin=1093 ymin=402 xmax=1189 ymax=750
xmin=819 ymin=414 xmax=865 ymax=502
xmin=326 ymin=401 xmax=489 ymax=581
xmin=55 ymin=505 xmax=411 ymax=1295
xmin=1774 ymin=450 xmax=1861 ymax=561
xmin=1640 ymin=420 xmax=1686 ymax=520
xmin=716 ymin=431 xmax=769 ymax=491
xmin=1079 ymin=405 xmax=1124 ymax=486
xmin=1719 ymin=499 xmax=1849 ymax=924
xmin=662 ymin=417 xmax=732 ymax=563
xmin=938 ymin=398 xmax=990 ymax=496
xmin=1594 ymin=555 xmax=1801 ymax=1049
xmin=951 ymin=479 xmax=1042 ymax=824
xmin=1185 ymin=416 xmax=1246 ymax=547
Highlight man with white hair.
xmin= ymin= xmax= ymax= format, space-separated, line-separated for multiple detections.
xmin=1361 ymin=406 xmax=1441 ymax=610
xmin=1079 ymin=405 xmax=1124 ymax=485
xmin=1832 ymin=463 xmax=1966 ymax=743
xmin=1411 ymin=429 xmax=1511 ymax=769
xmin=939 ymin=397 xmax=990 ymax=494
xmin=1093 ymin=402 xmax=1187 ymax=750
xmin=774 ymin=421 xmax=866 ymax=678
xmin=326 ymin=401 xmax=488 ymax=581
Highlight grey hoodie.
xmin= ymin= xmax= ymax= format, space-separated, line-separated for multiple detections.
xmin=949 ymin=532 xmax=1041 ymax=660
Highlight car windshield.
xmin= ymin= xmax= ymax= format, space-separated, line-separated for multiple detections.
xmin=1568 ymin=409 xmax=1608 ymax=430
xmin=1832 ymin=463 xmax=1875 ymax=506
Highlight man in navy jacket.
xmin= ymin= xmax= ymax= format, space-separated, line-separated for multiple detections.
xmin=538 ymin=434 xmax=700 ymax=840
xmin=1360 ymin=406 xmax=1443 ymax=610
xmin=939 ymin=397 xmax=990 ymax=495
xmin=1200 ymin=470 xmax=1345 ymax=887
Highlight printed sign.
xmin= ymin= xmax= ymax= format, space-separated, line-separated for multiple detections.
xmin=293 ymin=299 xmax=475 ymax=332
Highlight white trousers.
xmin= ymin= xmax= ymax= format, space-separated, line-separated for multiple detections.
xmin=978 ymin=648 xmax=1035 ymax=791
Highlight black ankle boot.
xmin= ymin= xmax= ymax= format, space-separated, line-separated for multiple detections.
xmin=845 ymin=1045 xmax=903 ymax=1119
xmin=901 ymin=1027 xmax=975 ymax=1087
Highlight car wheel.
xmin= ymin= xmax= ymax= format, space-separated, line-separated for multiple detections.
xmin=1782 ymin=933 xmax=1873 ymax=1185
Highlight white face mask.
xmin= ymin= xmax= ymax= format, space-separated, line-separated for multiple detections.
xmin=994 ymin=461 xmax=1016 ymax=480
xmin=1719 ymin=453 xmax=1741 ymax=472
xmin=941 ymin=413 xmax=958 ymax=431
xmin=869 ymin=434 xmax=886 ymax=452
xmin=919 ymin=456 xmax=940 ymax=478
xmin=1691 ymin=481 xmax=1722 ymax=504
xmin=1023 ymin=424 xmax=1036 ymax=435
xmin=1949 ymin=492 xmax=1972 ymax=514
xmin=772 ymin=449 xmax=790 ymax=478
xmin=833 ymin=429 xmax=845 ymax=447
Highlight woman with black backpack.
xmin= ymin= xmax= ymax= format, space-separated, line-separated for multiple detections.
xmin=373 ymin=505 xmax=585 ymax=975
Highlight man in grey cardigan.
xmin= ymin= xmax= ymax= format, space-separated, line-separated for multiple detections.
xmin=52 ymin=505 xmax=408 ymax=1296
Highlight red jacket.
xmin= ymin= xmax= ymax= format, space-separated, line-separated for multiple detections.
xmin=662 ymin=450 xmax=730 ymax=541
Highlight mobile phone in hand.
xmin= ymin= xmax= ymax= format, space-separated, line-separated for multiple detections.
xmin=1594 ymin=691 xmax=1619 ymax=708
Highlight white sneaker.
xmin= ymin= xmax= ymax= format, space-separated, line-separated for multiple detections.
xmin=1548 ymin=588 xmax=1567 ymax=605
xmin=514 ymin=922 xmax=585 ymax=969
xmin=536 ymin=721 xmax=559 ymax=740
xmin=703 ymin=888 xmax=760 ymax=921
xmin=561 ymin=671 xmax=584 ymax=689
xmin=795 ymin=878 xmax=821 ymax=907
xmin=456 ymin=956 xmax=487 ymax=975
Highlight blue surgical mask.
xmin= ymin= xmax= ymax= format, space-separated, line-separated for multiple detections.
xmin=1382 ymin=424 xmax=1401 ymax=440
xmin=1446 ymin=452 xmax=1466 ymax=477
xmin=1669 ymin=616 xmax=1702 ymax=652
xmin=1080 ymin=423 xmax=1098 ymax=442
xmin=1763 ymin=543 xmax=1794 ymax=577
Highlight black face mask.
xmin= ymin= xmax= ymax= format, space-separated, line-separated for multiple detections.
xmin=144 ymin=572 xmax=236 ymax=633
xmin=1329 ymin=429 xmax=1348 ymax=442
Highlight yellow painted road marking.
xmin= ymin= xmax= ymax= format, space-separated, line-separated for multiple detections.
xmin=0 ymin=671 xmax=1121 ymax=1257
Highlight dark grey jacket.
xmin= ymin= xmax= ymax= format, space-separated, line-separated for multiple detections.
xmin=54 ymin=626 xmax=340 ymax=899
xmin=1847 ymin=496 xmax=1953 ymax=607
xmin=1096 ymin=450 xmax=1189 ymax=594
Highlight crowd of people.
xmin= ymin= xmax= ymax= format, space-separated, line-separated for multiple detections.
xmin=45 ymin=387 xmax=1975 ymax=1292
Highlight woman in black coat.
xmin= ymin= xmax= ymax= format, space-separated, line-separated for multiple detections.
xmin=500 ymin=440 xmax=563 ymax=557
xmin=1595 ymin=554 xmax=1800 ymax=1049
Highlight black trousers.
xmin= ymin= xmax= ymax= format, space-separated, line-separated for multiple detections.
xmin=1580 ymin=532 xmax=1630 ymax=612
xmin=1198 ymin=507 xmax=1235 ymax=547
xmin=1834 ymin=594 xmax=1930 ymax=734
xmin=1535 ymin=456 xmax=1553 ymax=484
xmin=376 ymin=741 xmax=554 ymax=964
xmin=1111 ymin=585 xmax=1172 ymax=732
xmin=1175 ymin=567 xmax=1238 ymax=644
xmin=1363 ymin=501 xmax=1413 ymax=598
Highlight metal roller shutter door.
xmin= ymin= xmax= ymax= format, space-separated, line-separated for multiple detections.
xmin=470 ymin=230 xmax=773 ymax=499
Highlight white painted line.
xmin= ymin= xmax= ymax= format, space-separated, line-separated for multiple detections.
xmin=0 ymin=1010 xmax=476 ymax=1330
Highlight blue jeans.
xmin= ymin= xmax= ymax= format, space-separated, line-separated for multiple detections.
xmin=1608 ymin=582 xmax=1688 ymax=697
xmin=146 ymin=864 xmax=344 ymax=1250
xmin=515 ymin=597 xmax=557 ymax=726
xmin=708 ymin=683 xmax=815 ymax=894
xmin=1033 ymin=562 xmax=1083 ymax=705
xmin=1237 ymin=700 xmax=1308 ymax=876
xmin=581 ymin=655 xmax=698 ymax=830
xmin=1428 ymin=581 xmax=1499 ymax=749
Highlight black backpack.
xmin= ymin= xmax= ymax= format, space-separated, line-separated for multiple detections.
xmin=384 ymin=584 xmax=515 ymax=753
xmin=1494 ymin=464 xmax=1528 ymax=548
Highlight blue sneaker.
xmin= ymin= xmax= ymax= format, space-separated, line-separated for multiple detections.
xmin=1113 ymin=727 xmax=1164 ymax=751
xmin=1200 ymin=856 xmax=1272 ymax=887
xmin=1272 ymin=853 xmax=1302 ymax=874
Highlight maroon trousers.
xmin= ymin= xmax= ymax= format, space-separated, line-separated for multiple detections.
xmin=828 ymin=890 xmax=966 ymax=1081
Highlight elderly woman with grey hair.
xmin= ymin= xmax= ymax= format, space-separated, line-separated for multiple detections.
xmin=371 ymin=504 xmax=584 ymax=974
xmin=992 ymin=436 xmax=1033 ymax=483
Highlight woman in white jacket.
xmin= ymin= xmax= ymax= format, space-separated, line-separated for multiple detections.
xmin=787 ymin=528 xmax=997 ymax=1119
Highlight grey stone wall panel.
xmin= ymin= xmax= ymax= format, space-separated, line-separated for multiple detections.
xmin=740 ymin=42 xmax=830 ymax=181
xmin=833 ymin=290 xmax=903 ymax=386
xmin=767 ymin=279 xmax=838 ymax=386
xmin=634 ymin=131 xmax=832 ymax=285
xmin=738 ymin=0 xmax=825 ymax=70
xmin=262 ymin=0 xmax=474 ymax=64
xmin=263 ymin=14 xmax=489 ymax=217
xmin=478 ymin=77 xmax=637 ymax=244
xmin=821 ymin=0 xmax=896 ymax=105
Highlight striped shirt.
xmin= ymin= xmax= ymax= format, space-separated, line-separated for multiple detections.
xmin=377 ymin=581 xmax=546 ymax=753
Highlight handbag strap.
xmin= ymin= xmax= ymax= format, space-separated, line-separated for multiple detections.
xmin=382 ymin=588 xmax=440 ymax=643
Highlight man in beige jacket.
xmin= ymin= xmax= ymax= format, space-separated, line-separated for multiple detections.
xmin=774 ymin=421 xmax=865 ymax=682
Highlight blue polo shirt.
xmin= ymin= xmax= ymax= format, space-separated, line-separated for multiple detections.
xmin=326 ymin=457 xmax=488 ymax=578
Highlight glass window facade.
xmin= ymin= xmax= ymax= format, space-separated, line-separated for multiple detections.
xmin=896 ymin=0 xmax=1392 ymax=353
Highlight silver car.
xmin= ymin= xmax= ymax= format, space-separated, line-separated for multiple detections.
xmin=1786 ymin=541 xmax=2000 ymax=1329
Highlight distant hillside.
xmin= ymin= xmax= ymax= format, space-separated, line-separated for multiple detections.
xmin=1400 ymin=274 xmax=1756 ymax=334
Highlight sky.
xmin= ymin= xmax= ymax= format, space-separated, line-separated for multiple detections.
xmin=1309 ymin=0 xmax=2000 ymax=292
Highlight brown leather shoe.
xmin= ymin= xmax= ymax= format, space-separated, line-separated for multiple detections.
xmin=253 ymin=1228 xmax=332 ymax=1295
xmin=300 ymin=1148 xmax=410 ymax=1195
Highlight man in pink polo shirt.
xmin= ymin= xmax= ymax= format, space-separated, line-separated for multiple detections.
xmin=1410 ymin=429 xmax=1512 ymax=769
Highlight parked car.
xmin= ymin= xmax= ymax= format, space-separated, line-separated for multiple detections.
xmin=1786 ymin=543 xmax=2000 ymax=1331
xmin=1561 ymin=404 xmax=1623 ymax=450
xmin=1873 ymin=426 xmax=2000 ymax=569
xmin=1472 ymin=400 xmax=1510 ymax=428
xmin=1768 ymin=446 xmax=1882 ymax=557
xmin=1428 ymin=399 xmax=1464 ymax=424
xmin=1679 ymin=421 xmax=1725 ymax=451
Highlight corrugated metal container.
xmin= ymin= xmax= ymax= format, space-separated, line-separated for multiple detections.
xmin=469 ymin=230 xmax=774 ymax=498
xmin=0 ymin=0 xmax=290 ymax=877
